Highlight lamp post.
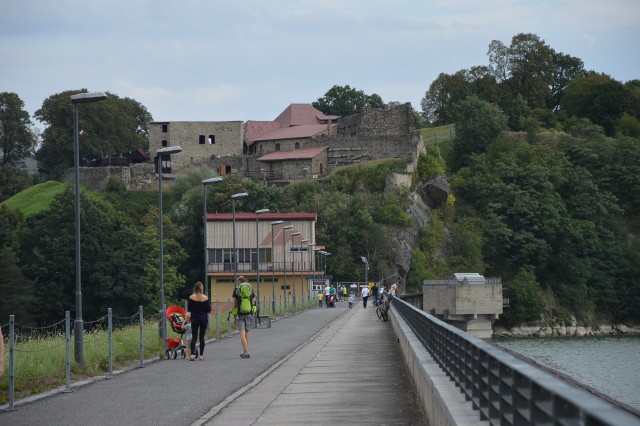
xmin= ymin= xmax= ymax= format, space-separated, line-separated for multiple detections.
xmin=307 ymin=242 xmax=316 ymax=297
xmin=70 ymin=92 xmax=107 ymax=366
xmin=157 ymin=145 xmax=182 ymax=349
xmin=290 ymin=232 xmax=301 ymax=305
xmin=231 ymin=193 xmax=248 ymax=288
xmin=202 ymin=177 xmax=223 ymax=297
xmin=300 ymin=239 xmax=308 ymax=301
xmin=270 ymin=220 xmax=283 ymax=316
xmin=282 ymin=225 xmax=294 ymax=307
xmin=361 ymin=256 xmax=369 ymax=288
xmin=255 ymin=209 xmax=270 ymax=309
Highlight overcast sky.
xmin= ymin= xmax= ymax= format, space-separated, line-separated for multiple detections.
xmin=1 ymin=0 xmax=638 ymax=128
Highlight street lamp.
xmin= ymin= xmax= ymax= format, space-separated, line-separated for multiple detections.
xmin=290 ymin=231 xmax=301 ymax=305
xmin=157 ymin=145 xmax=182 ymax=349
xmin=202 ymin=177 xmax=223 ymax=296
xmin=71 ymin=92 xmax=107 ymax=366
xmin=255 ymin=209 xmax=270 ymax=309
xmin=270 ymin=220 xmax=283 ymax=316
xmin=361 ymin=256 xmax=369 ymax=287
xmin=282 ymin=225 xmax=294 ymax=307
xmin=300 ymin=239 xmax=309 ymax=301
xmin=231 ymin=192 xmax=249 ymax=288
xmin=307 ymin=242 xmax=316 ymax=297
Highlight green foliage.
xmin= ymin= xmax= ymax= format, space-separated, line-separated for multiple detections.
xmin=415 ymin=144 xmax=446 ymax=182
xmin=34 ymin=90 xmax=152 ymax=179
xmin=0 ymin=92 xmax=36 ymax=168
xmin=502 ymin=269 xmax=545 ymax=326
xmin=561 ymin=73 xmax=635 ymax=136
xmin=0 ymin=165 xmax=34 ymax=203
xmin=1 ymin=180 xmax=68 ymax=217
xmin=451 ymin=96 xmax=508 ymax=170
xmin=313 ymin=85 xmax=386 ymax=116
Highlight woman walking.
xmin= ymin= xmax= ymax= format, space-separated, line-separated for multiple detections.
xmin=187 ymin=282 xmax=211 ymax=361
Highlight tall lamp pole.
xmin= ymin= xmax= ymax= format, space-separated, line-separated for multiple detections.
xmin=307 ymin=242 xmax=316 ymax=297
xmin=255 ymin=209 xmax=270 ymax=308
xmin=290 ymin=232 xmax=301 ymax=305
xmin=231 ymin=193 xmax=248 ymax=288
xmin=70 ymin=92 xmax=107 ymax=366
xmin=300 ymin=239 xmax=309 ymax=301
xmin=157 ymin=145 xmax=182 ymax=349
xmin=202 ymin=177 xmax=223 ymax=297
xmin=270 ymin=220 xmax=283 ymax=316
xmin=282 ymin=225 xmax=294 ymax=306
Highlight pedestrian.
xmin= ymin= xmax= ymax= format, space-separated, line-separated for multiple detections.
xmin=187 ymin=281 xmax=211 ymax=361
xmin=342 ymin=285 xmax=348 ymax=301
xmin=318 ymin=291 xmax=323 ymax=308
xmin=324 ymin=284 xmax=330 ymax=307
xmin=183 ymin=312 xmax=192 ymax=360
xmin=384 ymin=283 xmax=397 ymax=314
xmin=349 ymin=293 xmax=355 ymax=309
xmin=233 ymin=276 xmax=256 ymax=359
xmin=371 ymin=283 xmax=379 ymax=305
xmin=361 ymin=285 xmax=370 ymax=308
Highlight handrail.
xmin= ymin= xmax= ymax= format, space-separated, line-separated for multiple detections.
xmin=392 ymin=297 xmax=640 ymax=426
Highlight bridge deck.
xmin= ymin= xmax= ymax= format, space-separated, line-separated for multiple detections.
xmin=2 ymin=303 xmax=427 ymax=425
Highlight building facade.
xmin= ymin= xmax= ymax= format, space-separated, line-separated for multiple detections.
xmin=148 ymin=121 xmax=244 ymax=174
xmin=206 ymin=212 xmax=319 ymax=306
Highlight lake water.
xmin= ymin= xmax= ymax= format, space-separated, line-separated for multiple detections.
xmin=494 ymin=335 xmax=640 ymax=411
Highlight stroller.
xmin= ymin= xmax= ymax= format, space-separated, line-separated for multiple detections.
xmin=165 ymin=305 xmax=190 ymax=359
xmin=327 ymin=294 xmax=336 ymax=308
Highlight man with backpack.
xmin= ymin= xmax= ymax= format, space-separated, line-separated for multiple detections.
xmin=233 ymin=276 xmax=256 ymax=359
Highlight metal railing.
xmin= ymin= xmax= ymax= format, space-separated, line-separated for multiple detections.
xmin=392 ymin=298 xmax=640 ymax=426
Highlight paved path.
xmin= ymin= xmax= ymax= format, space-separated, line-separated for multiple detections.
xmin=2 ymin=303 xmax=426 ymax=425
xmin=199 ymin=303 xmax=426 ymax=425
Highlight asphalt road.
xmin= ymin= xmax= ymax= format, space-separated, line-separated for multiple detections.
xmin=1 ymin=305 xmax=347 ymax=426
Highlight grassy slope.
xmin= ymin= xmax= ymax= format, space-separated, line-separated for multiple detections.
xmin=1 ymin=181 xmax=69 ymax=218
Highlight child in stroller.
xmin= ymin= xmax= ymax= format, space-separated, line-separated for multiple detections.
xmin=165 ymin=305 xmax=193 ymax=359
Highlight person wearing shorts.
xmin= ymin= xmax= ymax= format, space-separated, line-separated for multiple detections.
xmin=233 ymin=276 xmax=254 ymax=359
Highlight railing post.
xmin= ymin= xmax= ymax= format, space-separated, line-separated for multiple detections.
xmin=139 ymin=306 xmax=144 ymax=368
xmin=64 ymin=311 xmax=72 ymax=393
xmin=106 ymin=308 xmax=114 ymax=379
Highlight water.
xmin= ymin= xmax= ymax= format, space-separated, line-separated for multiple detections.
xmin=494 ymin=335 xmax=640 ymax=411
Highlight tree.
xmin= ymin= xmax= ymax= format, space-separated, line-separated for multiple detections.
xmin=450 ymin=96 xmax=507 ymax=170
xmin=548 ymin=51 xmax=586 ymax=111
xmin=0 ymin=165 xmax=33 ymax=203
xmin=34 ymin=90 xmax=152 ymax=178
xmin=313 ymin=85 xmax=385 ymax=116
xmin=420 ymin=71 xmax=469 ymax=125
xmin=0 ymin=92 xmax=36 ymax=168
xmin=561 ymin=74 xmax=635 ymax=136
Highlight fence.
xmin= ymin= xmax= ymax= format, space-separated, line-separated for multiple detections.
xmin=1 ymin=295 xmax=320 ymax=410
xmin=392 ymin=298 xmax=640 ymax=426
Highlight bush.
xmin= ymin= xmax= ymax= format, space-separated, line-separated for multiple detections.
xmin=502 ymin=269 xmax=545 ymax=327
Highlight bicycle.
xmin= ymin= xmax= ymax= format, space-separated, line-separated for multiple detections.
xmin=376 ymin=300 xmax=389 ymax=322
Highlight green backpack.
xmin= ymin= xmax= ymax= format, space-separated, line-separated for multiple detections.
xmin=238 ymin=282 xmax=255 ymax=314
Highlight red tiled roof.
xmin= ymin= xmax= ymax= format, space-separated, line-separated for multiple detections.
xmin=251 ymin=124 xmax=332 ymax=142
xmin=207 ymin=212 xmax=317 ymax=221
xmin=257 ymin=147 xmax=327 ymax=162
xmin=274 ymin=104 xmax=338 ymax=127
xmin=245 ymin=104 xmax=339 ymax=145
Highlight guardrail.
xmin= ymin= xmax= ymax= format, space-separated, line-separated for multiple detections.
xmin=392 ymin=298 xmax=640 ymax=426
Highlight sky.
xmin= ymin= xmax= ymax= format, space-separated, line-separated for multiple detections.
xmin=1 ymin=0 xmax=639 ymax=129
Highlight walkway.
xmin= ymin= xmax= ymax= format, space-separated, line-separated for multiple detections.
xmin=2 ymin=303 xmax=426 ymax=425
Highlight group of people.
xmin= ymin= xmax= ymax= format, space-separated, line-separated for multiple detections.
xmin=183 ymin=275 xmax=256 ymax=362
xmin=361 ymin=282 xmax=396 ymax=311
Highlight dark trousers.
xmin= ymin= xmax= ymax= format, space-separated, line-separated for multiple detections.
xmin=363 ymin=296 xmax=369 ymax=308
xmin=190 ymin=318 xmax=208 ymax=356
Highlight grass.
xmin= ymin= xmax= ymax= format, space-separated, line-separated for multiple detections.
xmin=0 ymin=181 xmax=69 ymax=218
xmin=0 ymin=299 xmax=320 ymax=405
xmin=420 ymin=124 xmax=456 ymax=145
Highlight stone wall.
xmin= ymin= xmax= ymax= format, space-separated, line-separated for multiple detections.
xmin=338 ymin=103 xmax=415 ymax=137
xmin=63 ymin=162 xmax=156 ymax=191
xmin=148 ymin=121 xmax=244 ymax=174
